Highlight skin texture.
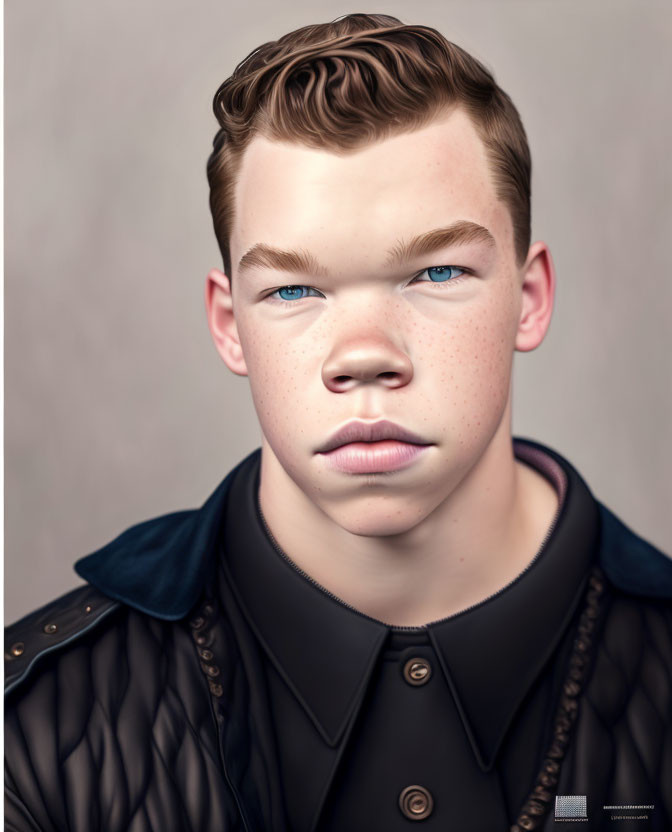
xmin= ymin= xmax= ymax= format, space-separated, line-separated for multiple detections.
xmin=205 ymin=106 xmax=559 ymax=626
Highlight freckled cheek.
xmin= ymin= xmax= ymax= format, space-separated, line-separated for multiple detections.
xmin=238 ymin=318 xmax=318 ymax=436
xmin=423 ymin=299 xmax=515 ymax=432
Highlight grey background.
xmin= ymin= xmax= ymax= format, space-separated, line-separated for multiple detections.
xmin=5 ymin=0 xmax=671 ymax=624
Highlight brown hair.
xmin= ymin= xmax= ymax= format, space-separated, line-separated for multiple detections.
xmin=206 ymin=13 xmax=531 ymax=277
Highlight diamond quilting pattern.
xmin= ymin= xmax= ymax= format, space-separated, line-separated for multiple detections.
xmin=541 ymin=593 xmax=672 ymax=831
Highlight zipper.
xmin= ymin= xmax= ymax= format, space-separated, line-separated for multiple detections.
xmin=256 ymin=490 xmax=563 ymax=632
xmin=210 ymin=698 xmax=252 ymax=832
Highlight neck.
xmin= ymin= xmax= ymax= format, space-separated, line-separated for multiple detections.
xmin=257 ymin=421 xmax=559 ymax=627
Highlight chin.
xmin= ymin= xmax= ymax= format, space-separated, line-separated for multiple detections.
xmin=328 ymin=502 xmax=430 ymax=539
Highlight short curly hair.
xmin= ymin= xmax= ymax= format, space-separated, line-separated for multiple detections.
xmin=207 ymin=13 xmax=531 ymax=277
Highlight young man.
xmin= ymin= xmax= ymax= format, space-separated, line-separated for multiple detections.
xmin=5 ymin=13 xmax=672 ymax=832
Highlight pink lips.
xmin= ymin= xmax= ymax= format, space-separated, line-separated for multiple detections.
xmin=316 ymin=420 xmax=433 ymax=474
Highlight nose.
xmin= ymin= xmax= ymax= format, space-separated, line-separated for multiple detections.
xmin=321 ymin=334 xmax=414 ymax=393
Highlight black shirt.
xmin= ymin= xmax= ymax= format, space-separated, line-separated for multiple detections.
xmin=220 ymin=437 xmax=600 ymax=831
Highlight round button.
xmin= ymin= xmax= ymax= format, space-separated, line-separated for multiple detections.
xmin=43 ymin=623 xmax=58 ymax=634
xmin=10 ymin=642 xmax=25 ymax=658
xmin=399 ymin=785 xmax=434 ymax=820
xmin=208 ymin=680 xmax=223 ymax=697
xmin=403 ymin=657 xmax=432 ymax=686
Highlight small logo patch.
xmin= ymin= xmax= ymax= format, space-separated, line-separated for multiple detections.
xmin=555 ymin=795 xmax=588 ymax=821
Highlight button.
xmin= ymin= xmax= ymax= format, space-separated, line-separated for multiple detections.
xmin=399 ymin=785 xmax=433 ymax=820
xmin=403 ymin=657 xmax=432 ymax=686
xmin=9 ymin=642 xmax=25 ymax=658
xmin=43 ymin=623 xmax=58 ymax=634
xmin=209 ymin=680 xmax=223 ymax=697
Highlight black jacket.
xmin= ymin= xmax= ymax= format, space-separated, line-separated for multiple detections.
xmin=5 ymin=442 xmax=672 ymax=831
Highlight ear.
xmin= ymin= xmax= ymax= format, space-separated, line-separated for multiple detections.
xmin=515 ymin=241 xmax=556 ymax=352
xmin=204 ymin=268 xmax=249 ymax=376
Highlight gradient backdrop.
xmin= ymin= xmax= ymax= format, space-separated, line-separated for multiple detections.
xmin=5 ymin=0 xmax=672 ymax=623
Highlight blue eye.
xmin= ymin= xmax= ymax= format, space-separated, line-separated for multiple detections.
xmin=418 ymin=266 xmax=466 ymax=283
xmin=271 ymin=285 xmax=320 ymax=302
xmin=267 ymin=266 xmax=469 ymax=305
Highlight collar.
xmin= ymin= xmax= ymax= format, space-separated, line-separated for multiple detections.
xmin=221 ymin=438 xmax=602 ymax=772
xmin=74 ymin=453 xmax=253 ymax=619
xmin=73 ymin=439 xmax=672 ymax=631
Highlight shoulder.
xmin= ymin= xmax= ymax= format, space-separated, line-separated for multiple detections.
xmin=4 ymin=583 xmax=122 ymax=697
xmin=3 ymin=452 xmax=256 ymax=697
xmin=594 ymin=499 xmax=672 ymax=661
xmin=584 ymin=579 xmax=671 ymax=785
xmin=588 ymin=502 xmax=672 ymax=719
xmin=4 ymin=584 xmax=227 ymax=831
xmin=4 ymin=581 xmax=199 ymax=704
xmin=596 ymin=500 xmax=672 ymax=599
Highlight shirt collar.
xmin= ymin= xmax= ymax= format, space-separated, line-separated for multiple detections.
xmin=222 ymin=437 xmax=600 ymax=772
xmin=72 ymin=438 xmax=672 ymax=758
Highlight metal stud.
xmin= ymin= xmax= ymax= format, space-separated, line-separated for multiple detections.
xmin=10 ymin=642 xmax=24 ymax=657
xmin=44 ymin=623 xmax=58 ymax=634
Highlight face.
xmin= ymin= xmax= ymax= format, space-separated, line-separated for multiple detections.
xmin=209 ymin=107 xmax=549 ymax=537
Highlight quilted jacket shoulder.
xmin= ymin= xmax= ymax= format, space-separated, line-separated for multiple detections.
xmin=546 ymin=585 xmax=672 ymax=830
xmin=4 ymin=584 xmax=120 ymax=697
xmin=4 ymin=586 xmax=242 ymax=832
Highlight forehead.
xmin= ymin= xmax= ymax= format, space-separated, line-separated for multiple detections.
xmin=231 ymin=107 xmax=513 ymax=272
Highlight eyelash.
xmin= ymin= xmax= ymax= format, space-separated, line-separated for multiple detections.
xmin=264 ymin=266 xmax=472 ymax=306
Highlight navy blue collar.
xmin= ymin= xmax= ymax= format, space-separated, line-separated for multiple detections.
xmin=75 ymin=452 xmax=253 ymax=619
xmin=74 ymin=438 xmax=672 ymax=621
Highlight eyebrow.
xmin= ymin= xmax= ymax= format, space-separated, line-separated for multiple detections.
xmin=236 ymin=220 xmax=496 ymax=277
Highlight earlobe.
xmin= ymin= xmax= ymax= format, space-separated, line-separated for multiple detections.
xmin=515 ymin=242 xmax=556 ymax=353
xmin=204 ymin=268 xmax=249 ymax=376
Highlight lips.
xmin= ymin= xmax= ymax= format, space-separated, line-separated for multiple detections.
xmin=317 ymin=419 xmax=433 ymax=454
